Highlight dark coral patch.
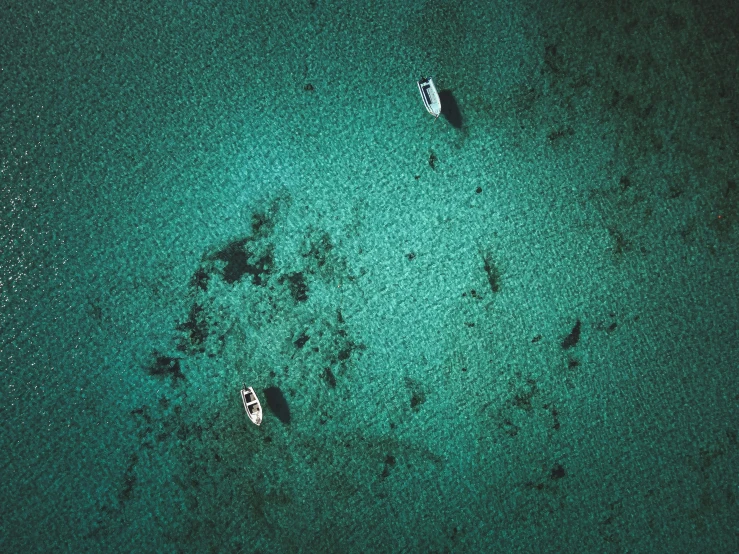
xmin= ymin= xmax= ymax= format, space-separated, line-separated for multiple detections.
xmin=176 ymin=303 xmax=208 ymax=352
xmin=190 ymin=268 xmax=209 ymax=291
xmin=336 ymin=339 xmax=364 ymax=363
xmin=501 ymin=419 xmax=519 ymax=437
xmin=544 ymin=43 xmax=561 ymax=73
xmin=130 ymin=406 xmax=152 ymax=423
xmin=525 ymin=481 xmax=545 ymax=491
xmin=302 ymin=232 xmax=333 ymax=268
xmin=405 ymin=378 xmax=426 ymax=412
xmin=251 ymin=212 xmax=272 ymax=236
xmin=146 ymin=354 xmax=185 ymax=384
xmin=118 ymin=453 xmax=138 ymax=505
xmin=294 ymin=331 xmax=309 ymax=349
xmin=429 ymin=151 xmax=438 ymax=169
xmin=264 ymin=386 xmax=291 ymax=424
xmin=561 ymin=320 xmax=581 ymax=349
xmin=212 ymin=239 xmax=248 ymax=283
xmin=211 ymin=239 xmax=273 ymax=285
xmin=381 ymin=454 xmax=396 ymax=478
xmin=551 ymin=464 xmax=566 ymax=479
xmin=322 ymin=367 xmax=337 ymax=388
xmin=481 ymin=251 xmax=501 ymax=293
xmin=280 ymin=272 xmax=308 ymax=302
xmin=547 ymin=126 xmax=574 ymax=143
xmin=410 ymin=391 xmax=426 ymax=410
xmin=551 ymin=406 xmax=561 ymax=430
xmin=513 ymin=380 xmax=537 ymax=410
xmin=608 ymin=227 xmax=632 ymax=256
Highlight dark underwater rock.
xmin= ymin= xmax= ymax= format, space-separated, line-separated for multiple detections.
xmin=264 ymin=386 xmax=291 ymax=424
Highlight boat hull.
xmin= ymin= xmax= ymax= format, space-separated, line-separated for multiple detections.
xmin=417 ymin=77 xmax=441 ymax=118
xmin=240 ymin=386 xmax=263 ymax=426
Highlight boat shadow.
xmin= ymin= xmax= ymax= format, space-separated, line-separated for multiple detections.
xmin=439 ymin=89 xmax=463 ymax=129
xmin=264 ymin=386 xmax=291 ymax=424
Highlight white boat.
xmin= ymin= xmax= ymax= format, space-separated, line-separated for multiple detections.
xmin=240 ymin=385 xmax=263 ymax=426
xmin=417 ymin=77 xmax=441 ymax=119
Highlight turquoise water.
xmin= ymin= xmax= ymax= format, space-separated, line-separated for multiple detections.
xmin=2 ymin=0 xmax=738 ymax=551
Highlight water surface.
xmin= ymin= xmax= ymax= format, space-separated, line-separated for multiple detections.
xmin=2 ymin=0 xmax=738 ymax=551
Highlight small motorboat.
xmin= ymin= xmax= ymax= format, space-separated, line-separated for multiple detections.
xmin=417 ymin=77 xmax=441 ymax=119
xmin=240 ymin=385 xmax=263 ymax=426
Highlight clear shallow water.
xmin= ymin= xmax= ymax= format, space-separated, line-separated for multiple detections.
xmin=1 ymin=0 xmax=738 ymax=551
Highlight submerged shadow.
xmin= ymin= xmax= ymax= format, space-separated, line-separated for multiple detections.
xmin=439 ymin=89 xmax=463 ymax=129
xmin=263 ymin=386 xmax=291 ymax=424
